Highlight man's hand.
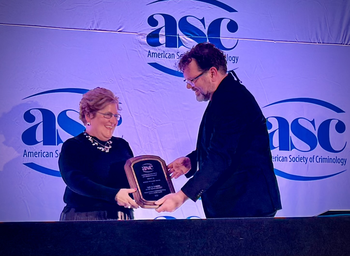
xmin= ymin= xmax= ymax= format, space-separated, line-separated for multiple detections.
xmin=154 ymin=190 xmax=189 ymax=213
xmin=168 ymin=156 xmax=191 ymax=179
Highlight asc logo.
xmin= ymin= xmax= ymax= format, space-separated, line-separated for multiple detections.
xmin=265 ymin=98 xmax=347 ymax=181
xmin=145 ymin=0 xmax=239 ymax=76
xmin=141 ymin=163 xmax=155 ymax=173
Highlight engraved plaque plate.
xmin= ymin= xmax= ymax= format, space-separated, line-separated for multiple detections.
xmin=124 ymin=155 xmax=175 ymax=208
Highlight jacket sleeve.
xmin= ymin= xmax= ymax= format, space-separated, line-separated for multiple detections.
xmin=181 ymin=109 xmax=243 ymax=201
xmin=185 ymin=150 xmax=198 ymax=178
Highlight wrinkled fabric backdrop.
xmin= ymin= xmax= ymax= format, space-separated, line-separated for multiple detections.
xmin=0 ymin=0 xmax=349 ymax=221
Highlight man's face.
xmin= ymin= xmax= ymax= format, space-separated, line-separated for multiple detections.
xmin=183 ymin=60 xmax=211 ymax=102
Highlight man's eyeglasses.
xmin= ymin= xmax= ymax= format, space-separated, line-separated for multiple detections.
xmin=183 ymin=70 xmax=207 ymax=86
xmin=97 ymin=112 xmax=121 ymax=121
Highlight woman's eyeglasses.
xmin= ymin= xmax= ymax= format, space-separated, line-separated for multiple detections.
xmin=97 ymin=112 xmax=121 ymax=121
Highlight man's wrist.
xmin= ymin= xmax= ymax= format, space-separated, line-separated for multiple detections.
xmin=178 ymin=190 xmax=189 ymax=203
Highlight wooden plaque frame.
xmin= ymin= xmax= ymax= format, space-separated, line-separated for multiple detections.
xmin=124 ymin=155 xmax=175 ymax=208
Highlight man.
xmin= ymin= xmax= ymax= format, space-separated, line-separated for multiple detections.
xmin=155 ymin=42 xmax=282 ymax=218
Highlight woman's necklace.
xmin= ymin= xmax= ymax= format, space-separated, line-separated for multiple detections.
xmin=84 ymin=132 xmax=112 ymax=153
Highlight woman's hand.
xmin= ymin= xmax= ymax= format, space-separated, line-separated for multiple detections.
xmin=115 ymin=188 xmax=139 ymax=209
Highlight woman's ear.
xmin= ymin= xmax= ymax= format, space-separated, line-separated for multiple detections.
xmin=85 ymin=113 xmax=92 ymax=124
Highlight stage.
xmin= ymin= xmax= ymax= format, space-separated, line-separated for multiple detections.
xmin=0 ymin=216 xmax=349 ymax=255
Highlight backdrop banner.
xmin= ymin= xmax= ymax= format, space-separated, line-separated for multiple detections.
xmin=0 ymin=0 xmax=349 ymax=221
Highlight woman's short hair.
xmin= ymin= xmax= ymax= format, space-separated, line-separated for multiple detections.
xmin=79 ymin=87 xmax=120 ymax=125
xmin=178 ymin=42 xmax=227 ymax=73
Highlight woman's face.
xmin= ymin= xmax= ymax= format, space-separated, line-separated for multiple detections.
xmin=85 ymin=103 xmax=119 ymax=141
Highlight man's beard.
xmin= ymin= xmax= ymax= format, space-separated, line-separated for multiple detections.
xmin=196 ymin=92 xmax=210 ymax=102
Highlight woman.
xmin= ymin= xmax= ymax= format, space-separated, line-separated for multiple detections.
xmin=59 ymin=87 xmax=139 ymax=221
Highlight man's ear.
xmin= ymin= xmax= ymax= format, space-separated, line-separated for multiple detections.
xmin=209 ymin=67 xmax=219 ymax=82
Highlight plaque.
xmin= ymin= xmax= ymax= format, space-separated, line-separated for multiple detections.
xmin=124 ymin=155 xmax=175 ymax=208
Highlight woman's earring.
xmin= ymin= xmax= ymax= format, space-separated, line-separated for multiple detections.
xmin=87 ymin=122 xmax=91 ymax=126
